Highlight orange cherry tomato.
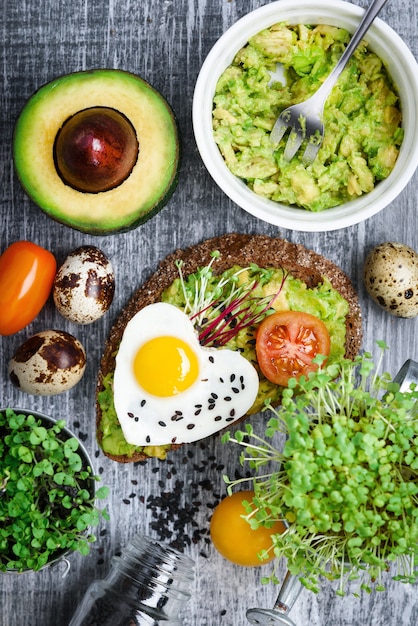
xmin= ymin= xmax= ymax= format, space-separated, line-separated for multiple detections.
xmin=255 ymin=310 xmax=331 ymax=387
xmin=0 ymin=241 xmax=56 ymax=335
xmin=210 ymin=490 xmax=285 ymax=567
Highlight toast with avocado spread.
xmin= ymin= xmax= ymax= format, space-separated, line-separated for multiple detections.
xmin=96 ymin=234 xmax=362 ymax=462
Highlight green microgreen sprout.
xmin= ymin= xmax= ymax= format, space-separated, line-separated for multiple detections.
xmin=0 ymin=408 xmax=109 ymax=573
xmin=222 ymin=342 xmax=418 ymax=595
xmin=175 ymin=251 xmax=288 ymax=347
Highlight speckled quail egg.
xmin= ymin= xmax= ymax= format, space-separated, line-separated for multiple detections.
xmin=53 ymin=245 xmax=115 ymax=324
xmin=364 ymin=242 xmax=418 ymax=318
xmin=9 ymin=329 xmax=86 ymax=395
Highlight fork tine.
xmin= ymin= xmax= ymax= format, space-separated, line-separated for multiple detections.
xmin=283 ymin=130 xmax=304 ymax=161
xmin=302 ymin=138 xmax=322 ymax=165
xmin=270 ymin=117 xmax=288 ymax=145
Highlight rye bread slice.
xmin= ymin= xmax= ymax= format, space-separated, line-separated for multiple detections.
xmin=96 ymin=233 xmax=362 ymax=462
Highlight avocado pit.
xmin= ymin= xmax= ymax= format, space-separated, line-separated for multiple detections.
xmin=54 ymin=106 xmax=139 ymax=193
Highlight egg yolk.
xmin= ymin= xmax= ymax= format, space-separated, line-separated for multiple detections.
xmin=210 ymin=490 xmax=286 ymax=567
xmin=133 ymin=335 xmax=199 ymax=396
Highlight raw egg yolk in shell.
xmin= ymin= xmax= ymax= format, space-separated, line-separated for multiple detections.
xmin=210 ymin=490 xmax=285 ymax=567
xmin=133 ymin=335 xmax=199 ymax=396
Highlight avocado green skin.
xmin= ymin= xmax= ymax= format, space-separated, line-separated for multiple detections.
xmin=13 ymin=69 xmax=180 ymax=235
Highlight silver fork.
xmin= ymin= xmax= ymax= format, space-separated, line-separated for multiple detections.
xmin=270 ymin=0 xmax=389 ymax=164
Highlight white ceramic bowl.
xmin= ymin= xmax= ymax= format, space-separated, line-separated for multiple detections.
xmin=193 ymin=0 xmax=418 ymax=232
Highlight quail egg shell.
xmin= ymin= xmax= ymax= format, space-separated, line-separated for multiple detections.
xmin=53 ymin=245 xmax=115 ymax=324
xmin=364 ymin=242 xmax=418 ymax=318
xmin=113 ymin=302 xmax=259 ymax=446
xmin=9 ymin=329 xmax=86 ymax=395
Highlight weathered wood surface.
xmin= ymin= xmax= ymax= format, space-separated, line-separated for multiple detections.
xmin=0 ymin=0 xmax=417 ymax=624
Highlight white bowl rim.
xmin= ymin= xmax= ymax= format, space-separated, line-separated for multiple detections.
xmin=193 ymin=0 xmax=418 ymax=232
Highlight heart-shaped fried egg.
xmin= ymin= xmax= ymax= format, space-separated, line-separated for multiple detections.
xmin=113 ymin=302 xmax=259 ymax=446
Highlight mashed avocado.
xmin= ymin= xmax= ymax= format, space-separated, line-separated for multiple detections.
xmin=213 ymin=23 xmax=403 ymax=211
xmin=97 ymin=373 xmax=170 ymax=460
xmin=97 ymin=261 xmax=349 ymax=458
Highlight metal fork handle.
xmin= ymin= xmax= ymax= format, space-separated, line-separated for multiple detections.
xmin=246 ymin=571 xmax=303 ymax=625
xmin=312 ymin=0 xmax=389 ymax=102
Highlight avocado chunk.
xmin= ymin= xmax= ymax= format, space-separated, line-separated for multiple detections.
xmin=13 ymin=69 xmax=180 ymax=235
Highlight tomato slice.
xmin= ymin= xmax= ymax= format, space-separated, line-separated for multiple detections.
xmin=0 ymin=241 xmax=56 ymax=335
xmin=255 ymin=310 xmax=331 ymax=387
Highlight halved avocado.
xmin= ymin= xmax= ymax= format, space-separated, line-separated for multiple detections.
xmin=13 ymin=69 xmax=180 ymax=235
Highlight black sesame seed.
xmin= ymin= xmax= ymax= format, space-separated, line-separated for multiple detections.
xmin=226 ymin=417 xmax=234 ymax=422
xmin=128 ymin=412 xmax=134 ymax=418
xmin=219 ymin=377 xmax=224 ymax=383
xmin=211 ymin=392 xmax=218 ymax=399
xmin=224 ymin=396 xmax=232 ymax=401
xmin=146 ymin=435 xmax=151 ymax=443
xmin=214 ymin=416 xmax=222 ymax=422
xmin=230 ymin=374 xmax=236 ymax=382
xmin=209 ymin=355 xmax=214 ymax=363
xmin=187 ymin=423 xmax=195 ymax=430
xmin=194 ymin=404 xmax=202 ymax=408
xmin=158 ymin=421 xmax=167 ymax=427
xmin=232 ymin=387 xmax=240 ymax=393
xmin=194 ymin=409 xmax=202 ymax=416
xmin=230 ymin=409 xmax=236 ymax=417
xmin=140 ymin=399 xmax=146 ymax=407
xmin=134 ymin=417 xmax=139 ymax=422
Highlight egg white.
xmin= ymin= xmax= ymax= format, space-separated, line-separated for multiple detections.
xmin=113 ymin=302 xmax=259 ymax=446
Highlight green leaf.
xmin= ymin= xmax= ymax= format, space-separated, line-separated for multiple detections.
xmin=64 ymin=438 xmax=79 ymax=455
xmin=29 ymin=427 xmax=48 ymax=445
xmin=95 ymin=486 xmax=109 ymax=499
xmin=17 ymin=446 xmax=32 ymax=464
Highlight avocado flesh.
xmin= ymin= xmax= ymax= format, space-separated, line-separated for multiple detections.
xmin=13 ymin=69 xmax=180 ymax=235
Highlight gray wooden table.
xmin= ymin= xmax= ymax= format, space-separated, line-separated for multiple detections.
xmin=1 ymin=1 xmax=417 ymax=624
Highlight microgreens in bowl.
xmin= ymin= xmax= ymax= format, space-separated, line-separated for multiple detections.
xmin=0 ymin=408 xmax=109 ymax=573
xmin=223 ymin=343 xmax=418 ymax=595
